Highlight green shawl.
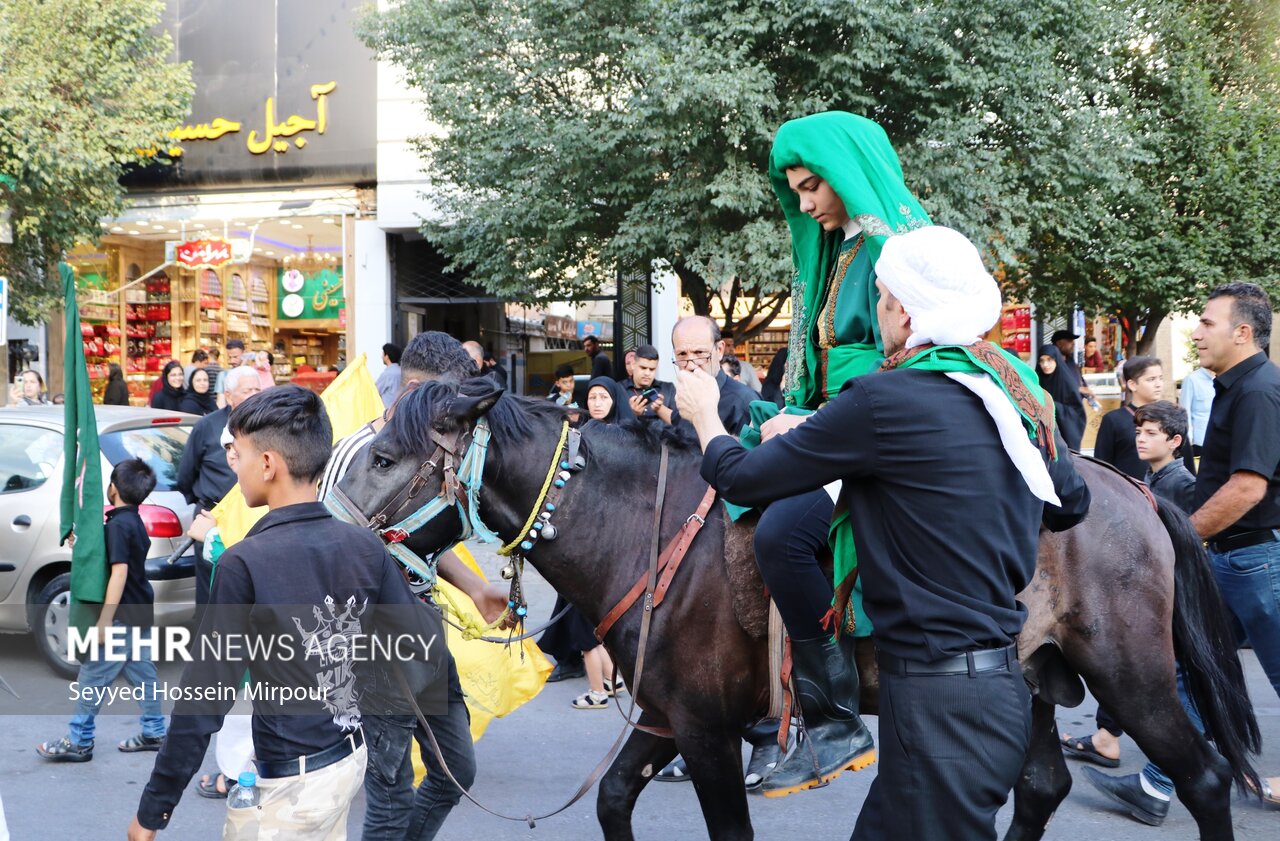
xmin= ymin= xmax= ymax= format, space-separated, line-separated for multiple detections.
xmin=827 ymin=342 xmax=1058 ymax=636
xmin=768 ymin=112 xmax=932 ymax=410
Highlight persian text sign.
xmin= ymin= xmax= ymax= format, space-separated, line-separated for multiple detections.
xmin=176 ymin=239 xmax=232 ymax=269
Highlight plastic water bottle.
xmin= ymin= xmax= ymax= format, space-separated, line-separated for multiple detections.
xmin=227 ymin=772 xmax=259 ymax=809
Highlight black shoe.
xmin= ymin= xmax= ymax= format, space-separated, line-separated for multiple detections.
xmin=547 ymin=659 xmax=585 ymax=682
xmin=655 ymin=756 xmax=690 ymax=782
xmin=1082 ymin=768 xmax=1170 ymax=826
xmin=762 ymin=637 xmax=876 ymax=797
xmin=742 ymin=719 xmax=785 ymax=791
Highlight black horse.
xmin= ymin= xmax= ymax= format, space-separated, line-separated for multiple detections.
xmin=335 ymin=380 xmax=1260 ymax=841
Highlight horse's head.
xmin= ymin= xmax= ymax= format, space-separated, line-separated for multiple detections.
xmin=331 ymin=377 xmax=503 ymax=568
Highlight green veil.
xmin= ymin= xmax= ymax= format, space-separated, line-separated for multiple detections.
xmin=768 ymin=112 xmax=932 ymax=408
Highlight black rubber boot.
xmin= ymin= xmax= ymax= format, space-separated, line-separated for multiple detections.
xmin=762 ymin=636 xmax=876 ymax=797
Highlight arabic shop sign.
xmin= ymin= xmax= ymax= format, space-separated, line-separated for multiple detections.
xmin=145 ymin=82 xmax=337 ymax=159
xmin=174 ymin=238 xmax=233 ymax=269
xmin=122 ymin=0 xmax=375 ymax=189
xmin=278 ymin=267 xmax=345 ymax=322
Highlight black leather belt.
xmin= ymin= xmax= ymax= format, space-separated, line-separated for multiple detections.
xmin=877 ymin=644 xmax=1017 ymax=677
xmin=1209 ymin=528 xmax=1280 ymax=554
xmin=255 ymin=728 xmax=364 ymax=779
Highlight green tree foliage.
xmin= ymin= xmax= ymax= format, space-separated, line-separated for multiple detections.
xmin=1014 ymin=1 xmax=1280 ymax=355
xmin=362 ymin=1 xmax=1279 ymax=345
xmin=0 ymin=0 xmax=192 ymax=324
xmin=362 ymin=0 xmax=1137 ymax=337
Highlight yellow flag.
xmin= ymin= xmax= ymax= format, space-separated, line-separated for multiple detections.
xmin=212 ymin=353 xmax=385 ymax=547
xmin=413 ymin=544 xmax=552 ymax=782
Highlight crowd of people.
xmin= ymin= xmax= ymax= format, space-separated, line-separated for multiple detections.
xmin=19 ymin=108 xmax=1280 ymax=841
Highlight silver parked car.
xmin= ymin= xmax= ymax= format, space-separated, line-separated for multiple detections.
xmin=0 ymin=405 xmax=199 ymax=677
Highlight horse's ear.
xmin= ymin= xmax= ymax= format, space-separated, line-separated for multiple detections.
xmin=435 ymin=378 xmax=503 ymax=430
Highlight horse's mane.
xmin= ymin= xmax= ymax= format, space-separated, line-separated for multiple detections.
xmin=383 ymin=380 xmax=571 ymax=455
xmin=582 ymin=416 xmax=700 ymax=454
xmin=381 ymin=378 xmax=699 ymax=457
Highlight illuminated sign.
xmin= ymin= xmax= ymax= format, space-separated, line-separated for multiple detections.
xmin=175 ymin=238 xmax=232 ymax=269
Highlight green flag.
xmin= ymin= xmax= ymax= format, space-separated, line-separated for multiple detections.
xmin=58 ymin=262 xmax=107 ymax=616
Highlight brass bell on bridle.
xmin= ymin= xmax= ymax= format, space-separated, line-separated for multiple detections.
xmin=500 ymin=563 xmax=516 ymax=581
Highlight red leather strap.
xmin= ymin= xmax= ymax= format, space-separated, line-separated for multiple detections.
xmin=595 ymin=485 xmax=717 ymax=642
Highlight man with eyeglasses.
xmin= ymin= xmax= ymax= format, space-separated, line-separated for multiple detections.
xmin=668 ymin=316 xmax=754 ymax=437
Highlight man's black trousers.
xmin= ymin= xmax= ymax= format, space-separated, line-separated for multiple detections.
xmin=850 ymin=655 xmax=1031 ymax=841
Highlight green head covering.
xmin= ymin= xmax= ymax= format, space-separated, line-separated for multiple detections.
xmin=769 ymin=112 xmax=932 ymax=406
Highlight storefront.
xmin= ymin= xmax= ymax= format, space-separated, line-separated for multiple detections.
xmin=66 ymin=0 xmax=376 ymax=402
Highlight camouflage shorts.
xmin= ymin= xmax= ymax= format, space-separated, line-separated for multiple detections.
xmin=223 ymin=742 xmax=367 ymax=841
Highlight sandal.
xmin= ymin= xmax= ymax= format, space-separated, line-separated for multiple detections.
xmin=571 ymin=690 xmax=609 ymax=710
xmin=1060 ymin=734 xmax=1120 ymax=768
xmin=656 ymin=756 xmax=690 ymax=782
xmin=604 ymin=677 xmax=626 ymax=697
xmin=1245 ymin=775 xmax=1280 ymax=809
xmin=197 ymin=773 xmax=229 ymax=799
xmin=36 ymin=736 xmax=93 ymax=763
xmin=119 ymin=733 xmax=164 ymax=753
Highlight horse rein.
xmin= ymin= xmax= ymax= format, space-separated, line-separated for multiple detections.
xmin=393 ymin=444 xmax=676 ymax=827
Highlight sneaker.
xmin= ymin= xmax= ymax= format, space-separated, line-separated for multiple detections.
xmin=571 ymin=690 xmax=609 ymax=710
xmin=36 ymin=736 xmax=93 ymax=763
xmin=1082 ymin=768 xmax=1170 ymax=826
xmin=118 ymin=733 xmax=165 ymax=752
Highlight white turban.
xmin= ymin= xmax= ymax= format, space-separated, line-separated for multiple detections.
xmin=876 ymin=226 xmax=1060 ymax=505
xmin=875 ymin=226 xmax=1002 ymax=349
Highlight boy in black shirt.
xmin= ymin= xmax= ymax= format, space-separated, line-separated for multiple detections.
xmin=1135 ymin=400 xmax=1196 ymax=513
xmin=128 ymin=386 xmax=445 ymax=841
xmin=37 ymin=459 xmax=166 ymax=762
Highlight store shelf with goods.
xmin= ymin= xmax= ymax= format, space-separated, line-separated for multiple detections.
xmin=994 ymin=304 xmax=1034 ymax=361
xmin=249 ymin=266 xmax=274 ymax=348
xmin=125 ymin=274 xmax=174 ymax=379
xmin=277 ymin=328 xmax=339 ymax=375
xmin=734 ymin=327 xmax=790 ymax=370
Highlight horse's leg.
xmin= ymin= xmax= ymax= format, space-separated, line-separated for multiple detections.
xmin=597 ymin=716 xmax=679 ymax=841
xmin=677 ymin=727 xmax=754 ymax=841
xmin=1003 ymin=696 xmax=1071 ymax=841
xmin=1087 ymin=677 xmax=1234 ymax=841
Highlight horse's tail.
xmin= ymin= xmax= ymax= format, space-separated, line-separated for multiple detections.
xmin=1157 ymin=500 xmax=1261 ymax=791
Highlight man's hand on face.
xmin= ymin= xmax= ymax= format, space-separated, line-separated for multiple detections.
xmin=676 ymin=367 xmax=720 ymax=425
xmin=760 ymin=412 xmax=809 ymax=442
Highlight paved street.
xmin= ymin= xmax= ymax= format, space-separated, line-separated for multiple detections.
xmin=1 ymin=537 xmax=1276 ymax=840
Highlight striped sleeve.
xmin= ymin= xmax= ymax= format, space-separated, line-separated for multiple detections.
xmin=318 ymin=423 xmax=377 ymax=501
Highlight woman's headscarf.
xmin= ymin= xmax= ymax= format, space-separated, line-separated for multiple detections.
xmin=1038 ymin=344 xmax=1085 ymax=449
xmin=768 ymin=112 xmax=932 ymax=405
xmin=103 ymin=364 xmax=130 ymax=406
xmin=180 ymin=368 xmax=217 ymax=415
xmin=151 ymin=361 xmax=186 ymax=412
xmin=585 ymin=377 xmax=631 ymax=425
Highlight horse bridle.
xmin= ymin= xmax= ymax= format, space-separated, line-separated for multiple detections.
xmin=328 ymin=416 xmax=581 ymax=639
xmin=328 ymin=421 xmax=491 ymax=581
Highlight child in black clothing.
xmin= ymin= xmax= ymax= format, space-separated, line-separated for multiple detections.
xmin=37 ymin=458 xmax=166 ymax=762
xmin=1135 ymin=400 xmax=1196 ymax=512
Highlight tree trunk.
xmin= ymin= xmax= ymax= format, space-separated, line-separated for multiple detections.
xmin=675 ymin=263 xmax=709 ymax=316
xmin=1131 ymin=307 xmax=1168 ymax=358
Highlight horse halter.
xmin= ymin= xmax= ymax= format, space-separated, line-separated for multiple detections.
xmin=328 ymin=420 xmax=499 ymax=583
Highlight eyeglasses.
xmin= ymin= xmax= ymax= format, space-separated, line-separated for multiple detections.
xmin=673 ymin=351 xmax=713 ymax=365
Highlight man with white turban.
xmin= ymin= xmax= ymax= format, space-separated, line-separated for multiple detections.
xmin=676 ymin=226 xmax=1091 ymax=841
